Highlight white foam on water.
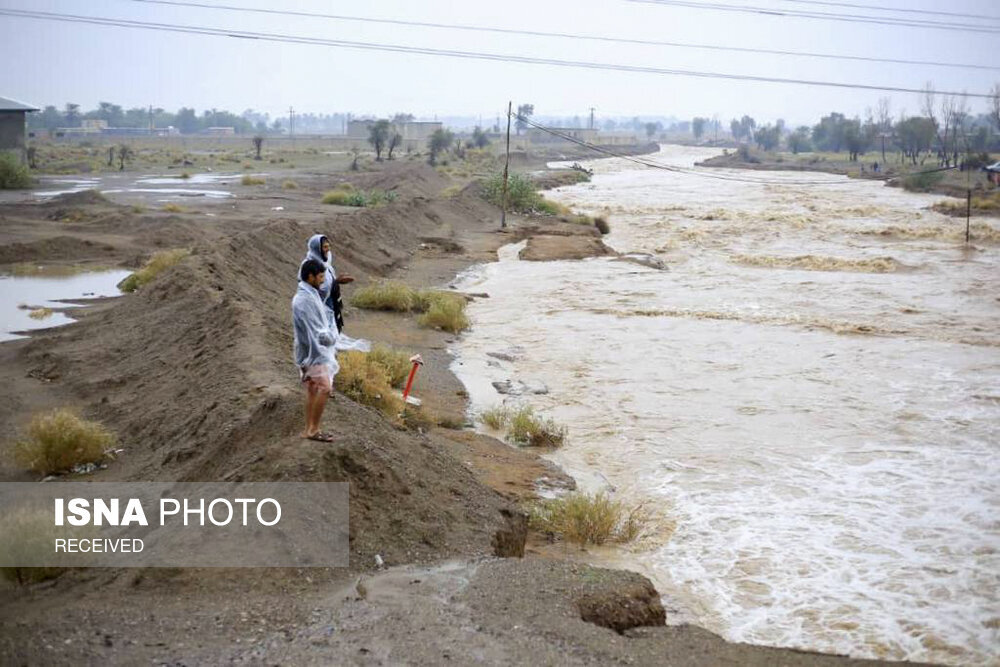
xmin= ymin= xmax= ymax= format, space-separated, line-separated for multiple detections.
xmin=452 ymin=146 xmax=1000 ymax=665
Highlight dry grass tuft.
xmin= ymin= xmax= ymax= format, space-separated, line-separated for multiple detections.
xmin=27 ymin=308 xmax=53 ymax=320
xmin=13 ymin=408 xmax=114 ymax=475
xmin=334 ymin=351 xmax=404 ymax=418
xmin=0 ymin=509 xmax=68 ymax=585
xmin=351 ymin=281 xmax=417 ymax=312
xmin=366 ymin=345 xmax=414 ymax=387
xmin=529 ymin=492 xmax=649 ymax=546
xmin=161 ymin=203 xmax=188 ymax=213
xmin=282 ymin=180 xmax=298 ymax=190
xmin=416 ymin=292 xmax=470 ymax=333
xmin=118 ymin=248 xmax=189 ymax=293
xmin=241 ymin=175 xmax=266 ymax=186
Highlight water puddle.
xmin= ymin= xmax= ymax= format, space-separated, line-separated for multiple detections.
xmin=0 ymin=270 xmax=132 ymax=342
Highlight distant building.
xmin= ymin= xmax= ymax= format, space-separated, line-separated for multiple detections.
xmin=0 ymin=96 xmax=39 ymax=162
xmin=526 ymin=127 xmax=598 ymax=144
xmin=203 ymin=126 xmax=236 ymax=136
xmin=82 ymin=119 xmax=108 ymax=130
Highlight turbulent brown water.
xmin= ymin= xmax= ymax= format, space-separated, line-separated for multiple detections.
xmin=452 ymin=146 xmax=1000 ymax=665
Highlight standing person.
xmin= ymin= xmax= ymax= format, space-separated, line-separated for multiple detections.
xmin=293 ymin=258 xmax=338 ymax=442
xmin=300 ymin=233 xmax=370 ymax=353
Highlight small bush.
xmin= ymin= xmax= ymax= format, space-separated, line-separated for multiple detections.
xmin=529 ymin=492 xmax=648 ymax=546
xmin=118 ymin=248 xmax=190 ymax=293
xmin=0 ymin=510 xmax=68 ymax=585
xmin=334 ymin=351 xmax=404 ymax=417
xmin=241 ymin=175 xmax=266 ymax=186
xmin=282 ymin=180 xmax=298 ymax=190
xmin=27 ymin=307 xmax=53 ymax=320
xmin=417 ymin=294 xmax=470 ymax=333
xmin=0 ymin=151 xmax=32 ymax=189
xmin=351 ymin=281 xmax=417 ymax=312
xmin=479 ymin=405 xmax=510 ymax=430
xmin=178 ymin=172 xmax=191 ymax=179
xmin=594 ymin=217 xmax=611 ymax=234
xmin=507 ymin=405 xmax=566 ymax=447
xmin=367 ymin=344 xmax=413 ymax=387
xmin=13 ymin=408 xmax=113 ymax=475
xmin=535 ymin=198 xmax=569 ymax=216
xmin=481 ymin=171 xmax=543 ymax=213
xmin=902 ymin=170 xmax=944 ymax=192
xmin=321 ymin=188 xmax=396 ymax=207
xmin=162 ymin=203 xmax=187 ymax=213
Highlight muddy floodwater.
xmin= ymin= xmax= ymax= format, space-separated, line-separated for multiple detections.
xmin=453 ymin=145 xmax=1000 ymax=665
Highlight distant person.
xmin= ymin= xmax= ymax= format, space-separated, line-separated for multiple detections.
xmin=873 ymin=161 xmax=879 ymax=173
xmin=300 ymin=233 xmax=370 ymax=353
xmin=293 ymin=258 xmax=338 ymax=442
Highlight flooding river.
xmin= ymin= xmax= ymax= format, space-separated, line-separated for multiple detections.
xmin=452 ymin=145 xmax=1000 ymax=665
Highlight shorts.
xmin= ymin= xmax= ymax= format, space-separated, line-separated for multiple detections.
xmin=301 ymin=364 xmax=332 ymax=393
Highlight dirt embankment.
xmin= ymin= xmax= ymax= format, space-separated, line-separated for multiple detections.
xmin=0 ymin=159 xmax=900 ymax=665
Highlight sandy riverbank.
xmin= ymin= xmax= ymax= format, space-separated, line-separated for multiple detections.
xmin=0 ymin=151 xmax=924 ymax=665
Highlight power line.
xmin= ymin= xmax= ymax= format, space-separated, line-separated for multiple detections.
xmin=776 ymin=0 xmax=1000 ymax=23
xmin=628 ymin=0 xmax=1000 ymax=34
xmin=127 ymin=0 xmax=999 ymax=72
xmin=514 ymin=114 xmax=956 ymax=186
xmin=1 ymin=8 xmax=995 ymax=100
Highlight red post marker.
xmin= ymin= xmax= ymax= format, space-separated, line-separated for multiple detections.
xmin=402 ymin=354 xmax=424 ymax=403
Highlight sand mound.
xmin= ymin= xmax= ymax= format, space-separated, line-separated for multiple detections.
xmin=19 ymin=210 xmax=518 ymax=567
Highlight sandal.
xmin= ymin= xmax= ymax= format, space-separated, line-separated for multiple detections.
xmin=304 ymin=432 xmax=337 ymax=443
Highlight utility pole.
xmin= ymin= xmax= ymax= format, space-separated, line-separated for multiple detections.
xmin=148 ymin=104 xmax=153 ymax=134
xmin=589 ymin=107 xmax=595 ymax=130
xmin=289 ymin=106 xmax=295 ymax=139
xmin=501 ymin=101 xmax=512 ymax=229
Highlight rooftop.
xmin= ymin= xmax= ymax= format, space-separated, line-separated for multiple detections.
xmin=0 ymin=96 xmax=39 ymax=112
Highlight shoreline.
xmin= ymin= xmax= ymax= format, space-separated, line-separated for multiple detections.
xmin=0 ymin=147 xmax=932 ymax=665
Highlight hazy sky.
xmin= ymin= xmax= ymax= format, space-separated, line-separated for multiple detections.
xmin=1 ymin=0 xmax=997 ymax=126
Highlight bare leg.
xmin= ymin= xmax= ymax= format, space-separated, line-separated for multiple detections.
xmin=301 ymin=386 xmax=318 ymax=438
xmin=310 ymin=389 xmax=329 ymax=434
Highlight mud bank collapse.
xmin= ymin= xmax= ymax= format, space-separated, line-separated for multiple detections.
xmin=454 ymin=145 xmax=1000 ymax=665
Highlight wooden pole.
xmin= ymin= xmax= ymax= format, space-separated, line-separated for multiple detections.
xmin=966 ymin=188 xmax=971 ymax=244
xmin=501 ymin=101 xmax=512 ymax=229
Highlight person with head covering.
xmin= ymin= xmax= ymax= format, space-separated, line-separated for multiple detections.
xmin=293 ymin=258 xmax=338 ymax=442
xmin=300 ymin=233 xmax=370 ymax=354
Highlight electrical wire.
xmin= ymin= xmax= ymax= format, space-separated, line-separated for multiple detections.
xmin=0 ymin=8 xmax=995 ymax=100
xmin=627 ymin=0 xmax=1000 ymax=34
xmin=513 ymin=114 xmax=956 ymax=186
xmin=775 ymin=0 xmax=1000 ymax=23
xmin=127 ymin=0 xmax=1000 ymax=73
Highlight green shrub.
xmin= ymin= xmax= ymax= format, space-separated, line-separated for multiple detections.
xmin=481 ymin=171 xmax=544 ymax=213
xmin=0 ymin=152 xmax=32 ymax=189
xmin=902 ymin=170 xmax=944 ymax=192
xmin=118 ymin=248 xmax=189 ymax=293
xmin=13 ymin=408 xmax=114 ymax=474
xmin=529 ymin=492 xmax=648 ymax=545
xmin=322 ymin=188 xmax=396 ymax=207
xmin=506 ymin=405 xmax=566 ymax=447
xmin=479 ymin=405 xmax=510 ymax=430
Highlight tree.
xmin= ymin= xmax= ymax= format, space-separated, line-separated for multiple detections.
xmin=117 ymin=144 xmax=132 ymax=171
xmin=64 ymin=103 xmax=80 ymax=127
xmin=368 ymin=119 xmax=391 ymax=160
xmin=740 ymin=115 xmax=756 ymax=141
xmin=843 ymin=119 xmax=867 ymax=161
xmin=730 ymin=118 xmax=742 ymax=141
xmin=38 ymin=106 xmax=62 ymax=131
xmin=387 ymin=132 xmax=403 ymax=160
xmin=515 ymin=104 xmax=534 ymax=135
xmin=427 ymin=128 xmax=454 ymax=164
xmin=896 ymin=117 xmax=936 ymax=165
xmin=176 ymin=107 xmax=199 ymax=134
xmin=990 ymin=82 xmax=1000 ymax=133
xmin=753 ymin=125 xmax=780 ymax=151
xmin=787 ymin=126 xmax=812 ymax=154
xmin=472 ymin=126 xmax=489 ymax=148
xmin=692 ymin=117 xmax=707 ymax=140
xmin=391 ymin=113 xmax=414 ymax=123
xmin=812 ymin=112 xmax=847 ymax=152
xmin=644 ymin=122 xmax=660 ymax=139
xmin=875 ymin=97 xmax=892 ymax=161
xmin=252 ymin=135 xmax=264 ymax=160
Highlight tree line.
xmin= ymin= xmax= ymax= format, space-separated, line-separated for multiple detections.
xmin=718 ymin=84 xmax=1000 ymax=167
